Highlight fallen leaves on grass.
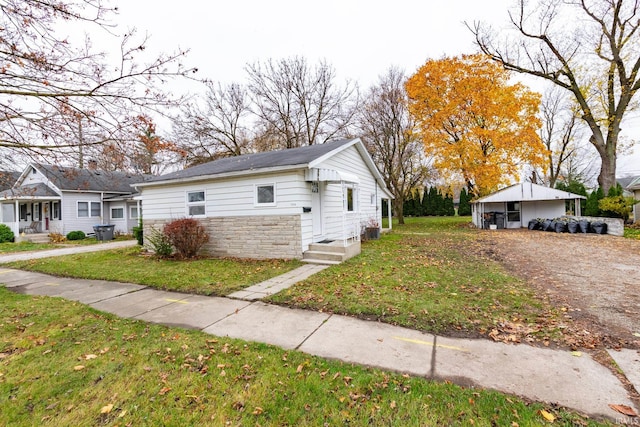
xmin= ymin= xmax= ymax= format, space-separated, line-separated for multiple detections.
xmin=539 ymin=409 xmax=555 ymax=422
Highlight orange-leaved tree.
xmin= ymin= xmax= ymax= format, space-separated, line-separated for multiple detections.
xmin=405 ymin=54 xmax=547 ymax=197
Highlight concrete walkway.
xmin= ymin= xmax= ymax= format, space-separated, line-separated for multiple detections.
xmin=0 ymin=245 xmax=638 ymax=422
xmin=0 ymin=239 xmax=138 ymax=262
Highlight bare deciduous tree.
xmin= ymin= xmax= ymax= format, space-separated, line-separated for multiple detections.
xmin=172 ymin=82 xmax=253 ymax=165
xmin=246 ymin=56 xmax=358 ymax=149
xmin=357 ymin=68 xmax=431 ymax=224
xmin=471 ymin=0 xmax=640 ymax=194
xmin=0 ymin=0 xmax=195 ymax=165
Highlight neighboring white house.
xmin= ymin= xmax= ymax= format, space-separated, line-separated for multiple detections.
xmin=620 ymin=175 xmax=640 ymax=223
xmin=471 ymin=182 xmax=586 ymax=229
xmin=133 ymin=138 xmax=394 ymax=261
xmin=0 ymin=164 xmax=146 ymax=237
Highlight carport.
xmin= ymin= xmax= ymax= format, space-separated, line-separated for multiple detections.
xmin=471 ymin=182 xmax=586 ymax=229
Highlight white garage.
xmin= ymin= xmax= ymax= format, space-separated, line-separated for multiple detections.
xmin=471 ymin=182 xmax=586 ymax=229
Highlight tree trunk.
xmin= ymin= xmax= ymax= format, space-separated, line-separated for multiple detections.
xmin=592 ymin=133 xmax=617 ymax=195
xmin=395 ymin=196 xmax=405 ymax=225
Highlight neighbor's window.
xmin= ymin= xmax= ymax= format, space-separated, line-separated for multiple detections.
xmin=91 ymin=202 xmax=101 ymax=217
xmin=77 ymin=202 xmax=88 ymax=217
xmin=111 ymin=207 xmax=124 ymax=220
xmin=255 ymin=184 xmax=275 ymax=205
xmin=78 ymin=201 xmax=101 ymax=218
xmin=187 ymin=190 xmax=206 ymax=216
xmin=52 ymin=202 xmax=61 ymax=220
xmin=130 ymin=206 xmax=139 ymax=219
xmin=19 ymin=204 xmax=28 ymax=220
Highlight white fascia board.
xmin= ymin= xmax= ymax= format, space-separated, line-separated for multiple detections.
xmin=132 ymin=164 xmax=307 ymax=189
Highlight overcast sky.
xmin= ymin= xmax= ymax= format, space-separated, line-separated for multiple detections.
xmin=111 ymin=0 xmax=639 ymax=175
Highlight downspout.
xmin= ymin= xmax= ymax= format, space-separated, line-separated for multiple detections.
xmin=101 ymin=192 xmax=104 ymax=225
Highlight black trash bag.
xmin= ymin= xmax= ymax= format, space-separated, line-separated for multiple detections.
xmin=567 ymin=221 xmax=579 ymax=233
xmin=578 ymin=219 xmax=590 ymax=233
xmin=548 ymin=220 xmax=558 ymax=232
xmin=541 ymin=219 xmax=553 ymax=231
xmin=591 ymin=221 xmax=608 ymax=234
xmin=554 ymin=221 xmax=568 ymax=233
xmin=528 ymin=219 xmax=540 ymax=230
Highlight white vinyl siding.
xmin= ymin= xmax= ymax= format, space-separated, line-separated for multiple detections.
xmin=314 ymin=145 xmax=381 ymax=237
xmin=62 ymin=192 xmax=102 ymax=235
xmin=140 ymin=171 xmax=309 ymax=220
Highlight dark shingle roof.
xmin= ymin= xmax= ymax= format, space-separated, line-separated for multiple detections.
xmin=37 ymin=165 xmax=149 ymax=193
xmin=0 ymin=170 xmax=20 ymax=191
xmin=145 ymin=139 xmax=355 ymax=183
xmin=1 ymin=183 xmax=60 ymax=199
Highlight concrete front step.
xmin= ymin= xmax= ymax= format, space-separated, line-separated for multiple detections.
xmin=301 ymin=258 xmax=341 ymax=265
xmin=303 ymin=250 xmax=345 ymax=263
xmin=20 ymin=234 xmax=50 ymax=244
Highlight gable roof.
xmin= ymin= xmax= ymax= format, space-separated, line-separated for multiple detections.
xmin=624 ymin=175 xmax=640 ymax=190
xmin=30 ymin=164 xmax=148 ymax=194
xmin=134 ymin=138 xmax=391 ymax=198
xmin=473 ymin=182 xmax=586 ymax=204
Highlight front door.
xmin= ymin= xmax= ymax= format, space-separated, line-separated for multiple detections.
xmin=311 ymin=181 xmax=323 ymax=239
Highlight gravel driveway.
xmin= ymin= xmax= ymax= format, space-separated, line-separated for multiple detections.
xmin=476 ymin=229 xmax=640 ymax=349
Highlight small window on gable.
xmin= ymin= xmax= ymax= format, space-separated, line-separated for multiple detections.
xmin=111 ymin=207 xmax=124 ymax=219
xmin=187 ymin=190 xmax=206 ymax=217
xmin=255 ymin=184 xmax=275 ymax=206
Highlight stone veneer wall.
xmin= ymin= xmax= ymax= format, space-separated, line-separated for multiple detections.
xmin=144 ymin=215 xmax=303 ymax=259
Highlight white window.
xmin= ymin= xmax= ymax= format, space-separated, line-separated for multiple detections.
xmin=111 ymin=207 xmax=124 ymax=220
xmin=78 ymin=201 xmax=101 ymax=218
xmin=345 ymin=185 xmax=357 ymax=212
xmin=255 ymin=183 xmax=276 ymax=206
xmin=187 ymin=190 xmax=206 ymax=216
xmin=33 ymin=202 xmax=40 ymax=221
xmin=130 ymin=206 xmax=139 ymax=220
xmin=52 ymin=201 xmax=61 ymax=220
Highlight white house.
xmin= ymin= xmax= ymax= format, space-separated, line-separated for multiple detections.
xmin=471 ymin=182 xmax=586 ymax=229
xmin=621 ymin=175 xmax=640 ymax=222
xmin=0 ymin=164 xmax=146 ymax=238
xmin=133 ymin=138 xmax=394 ymax=261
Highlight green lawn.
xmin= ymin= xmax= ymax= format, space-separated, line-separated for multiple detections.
xmin=4 ymin=246 xmax=303 ymax=295
xmin=0 ymin=289 xmax=608 ymax=426
xmin=270 ymin=217 xmax=562 ymax=343
xmin=4 ymin=217 xmax=563 ymax=342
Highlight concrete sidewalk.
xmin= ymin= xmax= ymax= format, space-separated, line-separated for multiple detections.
xmin=0 ymin=239 xmax=138 ymax=262
xmin=0 ymin=267 xmax=638 ymax=421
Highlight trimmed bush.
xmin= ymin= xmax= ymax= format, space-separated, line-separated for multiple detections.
xmin=0 ymin=224 xmax=14 ymax=243
xmin=132 ymin=224 xmax=144 ymax=246
xmin=163 ymin=218 xmax=209 ymax=259
xmin=66 ymin=230 xmax=86 ymax=241
xmin=147 ymin=226 xmax=173 ymax=258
